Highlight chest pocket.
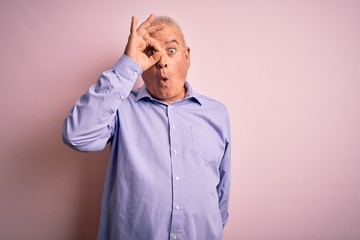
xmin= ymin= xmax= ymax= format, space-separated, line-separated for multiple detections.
xmin=190 ymin=124 xmax=224 ymax=165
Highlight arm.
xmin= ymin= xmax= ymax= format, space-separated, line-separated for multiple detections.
xmin=62 ymin=56 xmax=140 ymax=151
xmin=217 ymin=108 xmax=231 ymax=227
xmin=62 ymin=14 xmax=164 ymax=152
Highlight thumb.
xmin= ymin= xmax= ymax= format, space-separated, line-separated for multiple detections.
xmin=130 ymin=16 xmax=137 ymax=36
xmin=149 ymin=51 xmax=162 ymax=66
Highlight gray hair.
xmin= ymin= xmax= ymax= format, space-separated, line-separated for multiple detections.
xmin=152 ymin=16 xmax=187 ymax=46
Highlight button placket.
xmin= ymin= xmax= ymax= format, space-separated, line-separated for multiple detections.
xmin=167 ymin=104 xmax=184 ymax=238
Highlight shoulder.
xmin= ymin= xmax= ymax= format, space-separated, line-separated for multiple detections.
xmin=192 ymin=92 xmax=231 ymax=140
xmin=194 ymin=92 xmax=229 ymax=113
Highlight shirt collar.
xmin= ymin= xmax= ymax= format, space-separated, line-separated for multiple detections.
xmin=135 ymin=82 xmax=203 ymax=105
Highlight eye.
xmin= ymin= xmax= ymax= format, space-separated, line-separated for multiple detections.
xmin=168 ymin=48 xmax=176 ymax=54
xmin=146 ymin=49 xmax=156 ymax=56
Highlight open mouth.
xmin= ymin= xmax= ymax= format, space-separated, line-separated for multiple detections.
xmin=159 ymin=70 xmax=169 ymax=81
xmin=160 ymin=73 xmax=169 ymax=81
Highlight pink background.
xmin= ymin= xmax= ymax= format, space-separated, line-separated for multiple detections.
xmin=1 ymin=0 xmax=360 ymax=239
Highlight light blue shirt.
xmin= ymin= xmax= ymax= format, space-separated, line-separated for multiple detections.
xmin=62 ymin=55 xmax=231 ymax=240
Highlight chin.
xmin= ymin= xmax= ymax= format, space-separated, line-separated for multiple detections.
xmin=157 ymin=92 xmax=174 ymax=101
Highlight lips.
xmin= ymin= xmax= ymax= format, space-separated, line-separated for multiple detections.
xmin=160 ymin=71 xmax=169 ymax=81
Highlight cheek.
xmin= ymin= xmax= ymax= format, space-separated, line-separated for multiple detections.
xmin=141 ymin=73 xmax=155 ymax=89
xmin=177 ymin=64 xmax=189 ymax=78
xmin=142 ymin=69 xmax=156 ymax=81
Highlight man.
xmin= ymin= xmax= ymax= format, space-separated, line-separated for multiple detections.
xmin=62 ymin=14 xmax=231 ymax=240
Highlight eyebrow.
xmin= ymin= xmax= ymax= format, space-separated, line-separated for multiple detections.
xmin=164 ymin=39 xmax=180 ymax=45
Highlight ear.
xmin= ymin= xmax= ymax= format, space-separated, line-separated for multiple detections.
xmin=185 ymin=47 xmax=191 ymax=68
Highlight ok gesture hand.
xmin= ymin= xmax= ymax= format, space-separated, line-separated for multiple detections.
xmin=124 ymin=14 xmax=163 ymax=71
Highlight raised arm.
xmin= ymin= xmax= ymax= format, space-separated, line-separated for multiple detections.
xmin=62 ymin=14 xmax=163 ymax=151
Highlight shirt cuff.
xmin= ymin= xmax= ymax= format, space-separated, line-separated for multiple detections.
xmin=112 ymin=55 xmax=142 ymax=82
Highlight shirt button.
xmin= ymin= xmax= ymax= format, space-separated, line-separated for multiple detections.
xmin=172 ymin=126 xmax=176 ymax=130
xmin=175 ymin=205 xmax=180 ymax=210
xmin=175 ymin=176 xmax=180 ymax=181
xmin=120 ymin=95 xmax=125 ymax=100
xmin=173 ymin=150 xmax=178 ymax=155
xmin=173 ymin=235 xmax=178 ymax=240
xmin=133 ymin=71 xmax=138 ymax=77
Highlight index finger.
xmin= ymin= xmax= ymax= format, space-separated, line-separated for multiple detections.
xmin=146 ymin=23 xmax=165 ymax=34
xmin=137 ymin=14 xmax=157 ymax=31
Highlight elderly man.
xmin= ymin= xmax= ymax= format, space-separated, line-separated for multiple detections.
xmin=62 ymin=14 xmax=231 ymax=240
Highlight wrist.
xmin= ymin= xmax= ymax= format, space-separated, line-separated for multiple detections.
xmin=113 ymin=55 xmax=142 ymax=81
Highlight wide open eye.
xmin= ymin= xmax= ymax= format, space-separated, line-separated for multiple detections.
xmin=168 ymin=48 xmax=176 ymax=54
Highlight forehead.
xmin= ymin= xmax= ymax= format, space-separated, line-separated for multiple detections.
xmin=151 ymin=23 xmax=183 ymax=45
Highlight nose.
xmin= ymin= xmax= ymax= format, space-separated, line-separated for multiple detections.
xmin=156 ymin=54 xmax=168 ymax=69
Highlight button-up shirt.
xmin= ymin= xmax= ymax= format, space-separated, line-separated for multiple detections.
xmin=62 ymin=55 xmax=231 ymax=240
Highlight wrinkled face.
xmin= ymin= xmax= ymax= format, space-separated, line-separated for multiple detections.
xmin=142 ymin=23 xmax=191 ymax=104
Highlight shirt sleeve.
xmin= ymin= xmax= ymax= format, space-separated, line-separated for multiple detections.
xmin=62 ymin=55 xmax=142 ymax=152
xmin=217 ymin=107 xmax=232 ymax=227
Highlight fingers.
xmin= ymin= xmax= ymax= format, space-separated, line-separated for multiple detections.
xmin=130 ymin=16 xmax=137 ymax=35
xmin=129 ymin=14 xmax=156 ymax=35
xmin=137 ymin=14 xmax=164 ymax=38
xmin=146 ymin=38 xmax=164 ymax=63
xmin=146 ymin=23 xmax=165 ymax=34
xmin=138 ymin=13 xmax=156 ymax=31
xmin=125 ymin=14 xmax=165 ymax=70
xmin=148 ymin=37 xmax=162 ymax=52
xmin=130 ymin=13 xmax=164 ymax=40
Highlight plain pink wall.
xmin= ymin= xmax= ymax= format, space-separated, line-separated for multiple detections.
xmin=1 ymin=0 xmax=360 ymax=239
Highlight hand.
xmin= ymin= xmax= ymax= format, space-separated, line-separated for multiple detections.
xmin=124 ymin=14 xmax=163 ymax=71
